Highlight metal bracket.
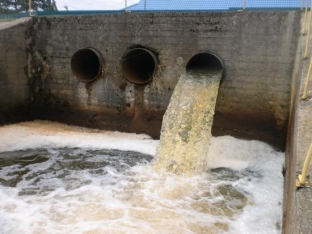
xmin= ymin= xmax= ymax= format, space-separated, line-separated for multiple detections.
xmin=296 ymin=171 xmax=311 ymax=188
xmin=296 ymin=178 xmax=310 ymax=188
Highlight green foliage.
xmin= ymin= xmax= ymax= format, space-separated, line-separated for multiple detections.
xmin=0 ymin=0 xmax=57 ymax=14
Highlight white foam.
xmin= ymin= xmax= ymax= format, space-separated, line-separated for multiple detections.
xmin=207 ymin=136 xmax=284 ymax=234
xmin=0 ymin=121 xmax=284 ymax=234
xmin=0 ymin=120 xmax=157 ymax=155
xmin=207 ymin=135 xmax=284 ymax=171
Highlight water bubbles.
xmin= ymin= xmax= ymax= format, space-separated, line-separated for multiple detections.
xmin=0 ymin=122 xmax=284 ymax=234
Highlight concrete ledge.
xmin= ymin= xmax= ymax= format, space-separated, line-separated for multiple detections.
xmin=283 ymin=12 xmax=312 ymax=234
xmin=0 ymin=17 xmax=31 ymax=30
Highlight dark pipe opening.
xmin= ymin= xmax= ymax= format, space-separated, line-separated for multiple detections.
xmin=71 ymin=47 xmax=104 ymax=83
xmin=186 ymin=52 xmax=225 ymax=81
xmin=122 ymin=48 xmax=158 ymax=84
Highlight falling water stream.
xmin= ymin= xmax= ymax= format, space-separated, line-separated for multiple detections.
xmin=154 ymin=70 xmax=221 ymax=174
xmin=0 ymin=69 xmax=284 ymax=234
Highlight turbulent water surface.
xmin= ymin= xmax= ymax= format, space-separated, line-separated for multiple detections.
xmin=0 ymin=121 xmax=284 ymax=234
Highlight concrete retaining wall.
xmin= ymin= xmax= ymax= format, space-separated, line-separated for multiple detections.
xmin=0 ymin=11 xmax=300 ymax=149
xmin=0 ymin=18 xmax=30 ymax=122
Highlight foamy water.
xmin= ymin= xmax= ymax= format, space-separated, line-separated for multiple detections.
xmin=0 ymin=121 xmax=284 ymax=234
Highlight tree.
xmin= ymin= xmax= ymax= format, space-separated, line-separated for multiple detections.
xmin=0 ymin=0 xmax=58 ymax=14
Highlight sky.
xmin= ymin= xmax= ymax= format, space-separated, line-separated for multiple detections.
xmin=55 ymin=0 xmax=140 ymax=11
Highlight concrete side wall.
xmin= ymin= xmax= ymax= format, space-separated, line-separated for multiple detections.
xmin=283 ymin=18 xmax=312 ymax=232
xmin=0 ymin=11 xmax=300 ymax=149
xmin=0 ymin=18 xmax=30 ymax=120
xmin=282 ymin=28 xmax=302 ymax=234
xmin=213 ymin=11 xmax=300 ymax=149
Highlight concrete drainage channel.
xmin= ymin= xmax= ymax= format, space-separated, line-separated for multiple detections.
xmin=0 ymin=12 xmax=304 ymax=233
xmin=70 ymin=46 xmax=224 ymax=85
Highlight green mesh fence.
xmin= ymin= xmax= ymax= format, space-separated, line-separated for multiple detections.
xmin=129 ymin=0 xmax=304 ymax=11
xmin=0 ymin=0 xmax=306 ymax=20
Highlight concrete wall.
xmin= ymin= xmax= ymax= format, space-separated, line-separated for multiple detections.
xmin=283 ymin=16 xmax=312 ymax=233
xmin=0 ymin=11 xmax=300 ymax=149
xmin=0 ymin=18 xmax=30 ymax=122
xmin=282 ymin=28 xmax=302 ymax=234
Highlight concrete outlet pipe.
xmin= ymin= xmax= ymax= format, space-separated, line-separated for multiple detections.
xmin=71 ymin=47 xmax=104 ymax=83
xmin=186 ymin=52 xmax=225 ymax=81
xmin=121 ymin=48 xmax=159 ymax=84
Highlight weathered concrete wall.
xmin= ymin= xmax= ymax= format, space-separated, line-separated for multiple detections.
xmin=282 ymin=26 xmax=302 ymax=234
xmin=283 ymin=15 xmax=312 ymax=233
xmin=0 ymin=11 xmax=300 ymax=149
xmin=0 ymin=18 xmax=31 ymax=122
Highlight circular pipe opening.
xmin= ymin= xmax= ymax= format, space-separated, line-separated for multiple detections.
xmin=71 ymin=47 xmax=104 ymax=83
xmin=186 ymin=52 xmax=225 ymax=80
xmin=122 ymin=48 xmax=158 ymax=84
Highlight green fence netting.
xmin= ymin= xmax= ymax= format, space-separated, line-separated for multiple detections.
xmin=0 ymin=0 xmax=306 ymax=20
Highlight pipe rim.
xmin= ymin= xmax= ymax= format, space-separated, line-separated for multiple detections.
xmin=186 ymin=51 xmax=225 ymax=80
xmin=121 ymin=48 xmax=159 ymax=84
xmin=71 ymin=47 xmax=104 ymax=83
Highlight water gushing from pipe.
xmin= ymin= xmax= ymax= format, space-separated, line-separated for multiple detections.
xmin=154 ymin=69 xmax=222 ymax=174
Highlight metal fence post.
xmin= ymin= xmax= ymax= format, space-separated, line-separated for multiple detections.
xmin=302 ymin=0 xmax=309 ymax=35
xmin=29 ymin=0 xmax=34 ymax=16
xmin=242 ymin=0 xmax=246 ymax=10
xmin=302 ymin=58 xmax=312 ymax=100
xmin=298 ymin=143 xmax=312 ymax=186
xmin=304 ymin=1 xmax=312 ymax=58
